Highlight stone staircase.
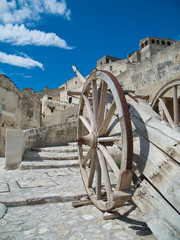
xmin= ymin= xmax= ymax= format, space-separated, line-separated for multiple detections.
xmin=20 ymin=143 xmax=85 ymax=170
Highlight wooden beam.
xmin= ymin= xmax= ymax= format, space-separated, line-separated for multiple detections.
xmin=72 ymin=65 xmax=86 ymax=84
xmin=159 ymin=98 xmax=175 ymax=128
xmin=173 ymin=86 xmax=179 ymax=125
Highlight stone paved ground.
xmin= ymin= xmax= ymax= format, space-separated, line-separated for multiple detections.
xmin=0 ymin=158 xmax=156 ymax=239
xmin=0 ymin=201 xmax=156 ymax=240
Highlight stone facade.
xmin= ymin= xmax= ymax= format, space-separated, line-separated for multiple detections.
xmin=117 ymin=40 xmax=180 ymax=102
xmin=0 ymin=75 xmax=41 ymax=156
xmin=38 ymin=86 xmax=60 ymax=101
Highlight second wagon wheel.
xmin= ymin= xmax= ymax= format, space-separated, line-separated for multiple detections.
xmin=77 ymin=70 xmax=133 ymax=212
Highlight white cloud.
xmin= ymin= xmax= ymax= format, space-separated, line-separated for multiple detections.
xmin=0 ymin=0 xmax=71 ymax=24
xmin=0 ymin=51 xmax=44 ymax=70
xmin=0 ymin=24 xmax=73 ymax=49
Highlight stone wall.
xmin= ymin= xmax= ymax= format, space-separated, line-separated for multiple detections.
xmin=0 ymin=75 xmax=41 ymax=156
xmin=96 ymin=59 xmax=134 ymax=76
xmin=117 ymin=41 xmax=180 ymax=102
xmin=0 ymin=75 xmax=19 ymax=113
xmin=41 ymin=104 xmax=78 ymax=126
xmin=0 ymin=75 xmax=41 ymax=129
xmin=96 ymin=55 xmax=122 ymax=67
xmin=18 ymin=88 xmax=41 ymax=130
xmin=37 ymin=87 xmax=60 ymax=101
xmin=24 ymin=120 xmax=77 ymax=152
xmin=59 ymin=76 xmax=83 ymax=105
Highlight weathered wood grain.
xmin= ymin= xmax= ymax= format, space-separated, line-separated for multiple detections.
xmin=133 ymin=180 xmax=180 ymax=240
xmin=133 ymin=128 xmax=180 ymax=213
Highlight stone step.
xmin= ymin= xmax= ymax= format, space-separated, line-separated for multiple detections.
xmin=23 ymin=151 xmax=79 ymax=161
xmin=68 ymin=142 xmax=78 ymax=146
xmin=20 ymin=159 xmax=79 ymax=170
xmin=32 ymin=145 xmax=78 ymax=153
xmin=0 ymin=168 xmax=87 ymax=207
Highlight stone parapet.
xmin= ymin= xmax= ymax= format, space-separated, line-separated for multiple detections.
xmin=24 ymin=120 xmax=77 ymax=153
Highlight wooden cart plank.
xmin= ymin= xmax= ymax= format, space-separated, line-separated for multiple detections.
xmin=133 ymin=132 xmax=180 ymax=213
xmin=133 ymin=180 xmax=180 ymax=240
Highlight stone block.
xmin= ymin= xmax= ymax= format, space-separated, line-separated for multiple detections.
xmin=6 ymin=129 xmax=24 ymax=170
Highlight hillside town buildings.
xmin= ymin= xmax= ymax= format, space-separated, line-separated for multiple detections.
xmin=0 ymin=36 xmax=180 ymax=156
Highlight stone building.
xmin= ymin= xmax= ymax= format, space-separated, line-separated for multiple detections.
xmin=38 ymin=36 xmax=179 ymax=127
xmin=118 ymin=38 xmax=179 ymax=101
xmin=58 ymin=36 xmax=180 ymax=124
xmin=37 ymin=75 xmax=83 ymax=126
xmin=0 ymin=75 xmax=41 ymax=156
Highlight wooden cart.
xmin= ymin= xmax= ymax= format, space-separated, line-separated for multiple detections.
xmin=71 ymin=66 xmax=180 ymax=240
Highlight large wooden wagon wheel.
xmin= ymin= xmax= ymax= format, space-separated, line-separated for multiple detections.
xmin=77 ymin=70 xmax=133 ymax=212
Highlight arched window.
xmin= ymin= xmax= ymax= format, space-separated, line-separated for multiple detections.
xmin=157 ymin=40 xmax=160 ymax=44
xmin=167 ymin=42 xmax=171 ymax=46
xmin=141 ymin=43 xmax=144 ymax=49
xmin=162 ymin=41 xmax=165 ymax=45
xmin=145 ymin=41 xmax=148 ymax=46
xmin=152 ymin=39 xmax=155 ymax=44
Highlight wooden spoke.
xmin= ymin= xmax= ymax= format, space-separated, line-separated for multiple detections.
xmin=95 ymin=151 xmax=101 ymax=200
xmin=97 ymin=81 xmax=108 ymax=129
xmin=98 ymin=144 xmax=120 ymax=178
xmin=92 ymin=80 xmax=99 ymax=127
xmin=98 ymin=135 xmax=121 ymax=143
xmin=159 ymin=98 xmax=175 ymax=128
xmin=98 ymin=100 xmax=116 ymax=136
xmin=97 ymin=149 xmax=112 ymax=201
xmin=173 ymin=86 xmax=179 ymax=125
xmin=81 ymin=147 xmax=93 ymax=167
xmin=88 ymin=149 xmax=96 ymax=188
xmin=79 ymin=115 xmax=92 ymax=133
xmin=83 ymin=94 xmax=95 ymax=130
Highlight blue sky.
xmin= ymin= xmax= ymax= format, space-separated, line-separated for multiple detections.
xmin=0 ymin=0 xmax=179 ymax=92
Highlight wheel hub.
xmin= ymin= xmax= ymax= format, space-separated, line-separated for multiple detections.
xmin=78 ymin=132 xmax=97 ymax=148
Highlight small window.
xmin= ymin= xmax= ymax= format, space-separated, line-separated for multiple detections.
xmin=110 ymin=66 xmax=113 ymax=71
xmin=167 ymin=42 xmax=171 ymax=46
xmin=145 ymin=41 xmax=148 ymax=46
xmin=69 ymin=97 xmax=72 ymax=104
xmin=162 ymin=41 xmax=165 ymax=45
xmin=48 ymin=97 xmax=52 ymax=100
xmin=141 ymin=43 xmax=144 ymax=49
xmin=75 ymin=81 xmax=77 ymax=84
xmin=157 ymin=40 xmax=160 ymax=44
xmin=100 ymin=62 xmax=102 ymax=65
xmin=152 ymin=39 xmax=155 ymax=44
